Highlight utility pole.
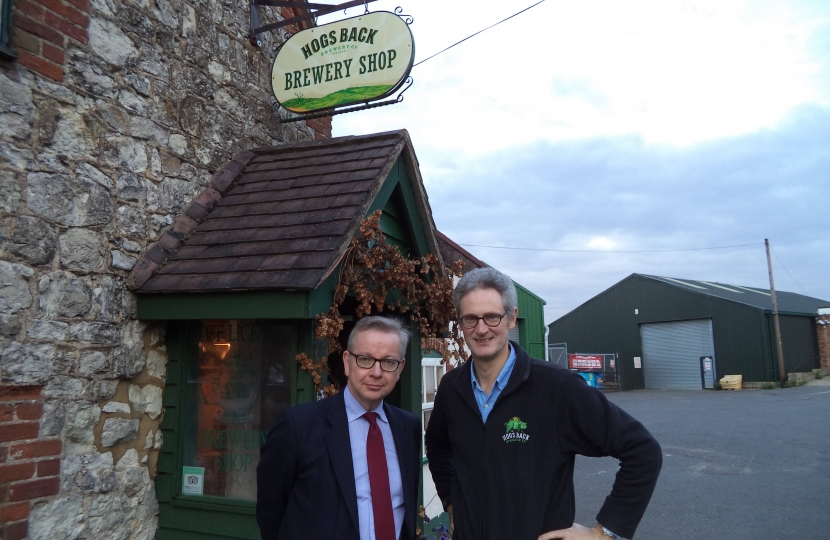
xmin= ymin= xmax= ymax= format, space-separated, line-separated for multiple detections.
xmin=765 ymin=239 xmax=786 ymax=386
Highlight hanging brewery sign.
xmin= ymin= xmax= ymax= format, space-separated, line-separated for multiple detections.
xmin=271 ymin=11 xmax=414 ymax=114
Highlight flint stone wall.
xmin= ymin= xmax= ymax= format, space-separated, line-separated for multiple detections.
xmin=1 ymin=0 xmax=328 ymax=537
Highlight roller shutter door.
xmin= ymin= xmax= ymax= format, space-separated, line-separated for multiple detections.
xmin=641 ymin=319 xmax=714 ymax=390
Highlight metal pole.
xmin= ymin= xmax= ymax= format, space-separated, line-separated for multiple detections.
xmin=765 ymin=239 xmax=786 ymax=385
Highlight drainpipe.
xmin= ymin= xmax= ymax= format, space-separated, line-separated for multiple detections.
xmin=544 ymin=325 xmax=549 ymax=362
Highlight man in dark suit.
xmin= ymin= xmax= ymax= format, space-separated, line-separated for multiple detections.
xmin=257 ymin=316 xmax=422 ymax=540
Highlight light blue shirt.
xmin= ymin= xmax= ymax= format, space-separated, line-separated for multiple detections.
xmin=471 ymin=343 xmax=516 ymax=422
xmin=344 ymin=386 xmax=405 ymax=540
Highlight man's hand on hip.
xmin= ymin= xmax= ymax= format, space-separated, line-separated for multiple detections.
xmin=538 ymin=523 xmax=608 ymax=539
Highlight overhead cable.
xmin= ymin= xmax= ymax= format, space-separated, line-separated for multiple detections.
xmin=413 ymin=0 xmax=548 ymax=67
xmin=771 ymin=247 xmax=809 ymax=296
xmin=456 ymin=242 xmax=765 ymax=253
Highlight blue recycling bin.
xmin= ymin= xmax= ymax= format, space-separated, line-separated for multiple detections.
xmin=577 ymin=372 xmax=597 ymax=387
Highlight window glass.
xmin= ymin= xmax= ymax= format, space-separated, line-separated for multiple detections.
xmin=422 ymin=360 xmax=446 ymax=406
xmin=0 ymin=0 xmax=15 ymax=60
xmin=421 ymin=358 xmax=446 ymax=456
xmin=183 ymin=320 xmax=295 ymax=501
xmin=424 ymin=367 xmax=436 ymax=402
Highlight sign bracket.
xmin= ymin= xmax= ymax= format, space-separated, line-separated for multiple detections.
xmin=250 ymin=0 xmax=381 ymax=46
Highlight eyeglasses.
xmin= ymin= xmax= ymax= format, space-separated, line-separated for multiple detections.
xmin=458 ymin=311 xmax=510 ymax=329
xmin=346 ymin=351 xmax=404 ymax=372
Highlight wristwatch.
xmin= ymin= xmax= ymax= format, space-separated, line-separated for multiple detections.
xmin=601 ymin=526 xmax=623 ymax=539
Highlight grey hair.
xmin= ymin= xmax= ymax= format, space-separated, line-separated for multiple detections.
xmin=347 ymin=316 xmax=411 ymax=358
xmin=453 ymin=267 xmax=518 ymax=319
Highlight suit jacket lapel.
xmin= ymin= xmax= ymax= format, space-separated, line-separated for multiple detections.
xmin=386 ymin=404 xmax=415 ymax=540
xmin=326 ymin=392 xmax=360 ymax=534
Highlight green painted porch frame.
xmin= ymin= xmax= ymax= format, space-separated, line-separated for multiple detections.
xmin=150 ymin=155 xmax=429 ymax=539
xmin=514 ymin=281 xmax=547 ymax=359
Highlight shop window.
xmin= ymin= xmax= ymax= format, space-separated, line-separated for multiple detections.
xmin=0 ymin=0 xmax=15 ymax=59
xmin=181 ymin=320 xmax=295 ymax=501
xmin=421 ymin=357 xmax=446 ymax=457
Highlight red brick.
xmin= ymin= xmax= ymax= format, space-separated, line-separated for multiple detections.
xmin=64 ymin=5 xmax=88 ymax=27
xmin=65 ymin=0 xmax=89 ymax=13
xmin=9 ymin=440 xmax=61 ymax=460
xmin=306 ymin=118 xmax=324 ymax=131
xmin=0 ymin=406 xmax=13 ymax=423
xmin=306 ymin=118 xmax=332 ymax=139
xmin=44 ymin=11 xmax=87 ymax=44
xmin=819 ymin=316 xmax=830 ymax=369
xmin=0 ymin=387 xmax=41 ymax=404
xmin=41 ymin=42 xmax=64 ymax=65
xmin=36 ymin=459 xmax=59 ymax=477
xmin=33 ymin=0 xmax=68 ymax=17
xmin=0 ymin=502 xmax=30 ymax=523
xmin=16 ymin=50 xmax=64 ymax=82
xmin=62 ymin=23 xmax=87 ymax=45
xmin=13 ymin=14 xmax=64 ymax=46
xmin=0 ymin=484 xmax=8 ymax=502
xmin=0 ymin=446 xmax=8 ymax=464
xmin=0 ymin=463 xmax=35 ymax=483
xmin=4 ymin=519 xmax=28 ymax=540
xmin=14 ymin=403 xmax=42 ymax=422
xmin=9 ymin=477 xmax=59 ymax=502
xmin=0 ymin=423 xmax=39 ymax=443
xmin=14 ymin=0 xmax=45 ymax=21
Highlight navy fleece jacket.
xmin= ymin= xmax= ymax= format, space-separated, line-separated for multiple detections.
xmin=425 ymin=343 xmax=661 ymax=540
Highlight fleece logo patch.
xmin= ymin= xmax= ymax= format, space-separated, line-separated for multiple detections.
xmin=502 ymin=416 xmax=529 ymax=443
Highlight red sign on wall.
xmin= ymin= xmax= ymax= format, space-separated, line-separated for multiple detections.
xmin=568 ymin=354 xmax=603 ymax=370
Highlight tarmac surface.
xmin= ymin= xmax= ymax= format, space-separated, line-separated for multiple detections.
xmin=572 ymin=381 xmax=830 ymax=540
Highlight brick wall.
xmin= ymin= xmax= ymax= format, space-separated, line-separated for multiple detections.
xmin=10 ymin=0 xmax=90 ymax=82
xmin=818 ymin=314 xmax=830 ymax=370
xmin=0 ymin=386 xmax=61 ymax=540
xmin=307 ymin=114 xmax=333 ymax=139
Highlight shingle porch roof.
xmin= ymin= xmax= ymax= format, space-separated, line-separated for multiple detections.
xmin=128 ymin=130 xmax=438 ymax=293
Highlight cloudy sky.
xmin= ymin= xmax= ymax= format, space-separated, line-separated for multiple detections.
xmin=319 ymin=0 xmax=830 ymax=323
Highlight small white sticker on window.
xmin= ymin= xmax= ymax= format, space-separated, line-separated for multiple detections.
xmin=634 ymin=357 xmax=642 ymax=369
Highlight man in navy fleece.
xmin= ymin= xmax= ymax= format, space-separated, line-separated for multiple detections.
xmin=425 ymin=267 xmax=661 ymax=540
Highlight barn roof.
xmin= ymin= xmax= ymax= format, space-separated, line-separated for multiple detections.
xmin=640 ymin=274 xmax=829 ymax=315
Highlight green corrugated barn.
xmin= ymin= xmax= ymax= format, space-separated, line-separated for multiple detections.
xmin=548 ymin=274 xmax=829 ymax=391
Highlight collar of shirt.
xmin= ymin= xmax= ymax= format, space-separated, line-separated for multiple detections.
xmin=471 ymin=343 xmax=516 ymax=421
xmin=344 ymin=386 xmax=389 ymax=424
